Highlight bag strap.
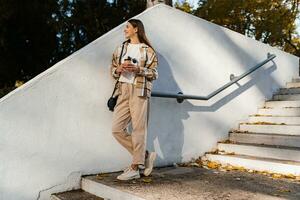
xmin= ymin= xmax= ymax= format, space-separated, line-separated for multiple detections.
xmin=142 ymin=46 xmax=149 ymax=87
xmin=111 ymin=40 xmax=127 ymax=97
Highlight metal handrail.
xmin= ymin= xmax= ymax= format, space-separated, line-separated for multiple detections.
xmin=151 ymin=53 xmax=276 ymax=103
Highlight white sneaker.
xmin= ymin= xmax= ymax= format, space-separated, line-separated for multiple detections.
xmin=144 ymin=152 xmax=157 ymax=176
xmin=117 ymin=167 xmax=140 ymax=180
xmin=122 ymin=166 xmax=131 ymax=172
xmin=123 ymin=165 xmax=145 ymax=172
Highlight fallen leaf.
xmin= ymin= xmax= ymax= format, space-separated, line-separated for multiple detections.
xmin=207 ymin=161 xmax=221 ymax=169
xmin=284 ymin=174 xmax=296 ymax=179
xmin=190 ymin=162 xmax=199 ymax=167
xmin=272 ymin=174 xmax=282 ymax=178
xmin=142 ymin=178 xmax=152 ymax=183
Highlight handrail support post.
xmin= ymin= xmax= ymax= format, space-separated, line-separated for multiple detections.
xmin=267 ymin=52 xmax=272 ymax=58
xmin=176 ymin=92 xmax=184 ymax=103
xmin=230 ymin=74 xmax=237 ymax=81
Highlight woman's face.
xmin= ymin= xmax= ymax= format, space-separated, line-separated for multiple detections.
xmin=124 ymin=22 xmax=137 ymax=39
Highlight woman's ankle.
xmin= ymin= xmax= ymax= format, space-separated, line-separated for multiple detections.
xmin=131 ymin=164 xmax=139 ymax=170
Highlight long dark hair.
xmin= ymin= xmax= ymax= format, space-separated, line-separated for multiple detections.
xmin=126 ymin=18 xmax=155 ymax=52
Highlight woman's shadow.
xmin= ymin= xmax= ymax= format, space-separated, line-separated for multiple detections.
xmin=146 ymin=54 xmax=191 ymax=166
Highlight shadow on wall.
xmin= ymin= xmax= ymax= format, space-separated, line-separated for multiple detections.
xmin=143 ymin=27 xmax=279 ymax=166
xmin=203 ymin=24 xmax=282 ymax=96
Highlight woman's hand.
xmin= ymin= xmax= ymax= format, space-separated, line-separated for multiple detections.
xmin=123 ymin=63 xmax=140 ymax=73
xmin=116 ymin=63 xmax=127 ymax=74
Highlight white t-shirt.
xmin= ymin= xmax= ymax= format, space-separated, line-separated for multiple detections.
xmin=118 ymin=43 xmax=142 ymax=84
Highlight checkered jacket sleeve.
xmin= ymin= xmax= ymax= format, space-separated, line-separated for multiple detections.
xmin=110 ymin=45 xmax=121 ymax=80
xmin=136 ymin=47 xmax=158 ymax=81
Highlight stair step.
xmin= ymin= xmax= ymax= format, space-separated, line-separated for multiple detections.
xmin=292 ymin=77 xmax=300 ymax=83
xmin=217 ymin=143 xmax=300 ymax=162
xmin=239 ymin=124 xmax=300 ymax=135
xmin=257 ymin=108 xmax=300 ymax=116
xmin=264 ymin=100 xmax=300 ymax=108
xmin=248 ymin=116 xmax=300 ymax=125
xmin=287 ymin=82 xmax=300 ymax=88
xmin=276 ymin=88 xmax=300 ymax=95
xmin=205 ymin=154 xmax=300 ymax=176
xmin=273 ymin=94 xmax=300 ymax=101
xmin=51 ymin=189 xmax=104 ymax=200
xmin=229 ymin=132 xmax=300 ymax=148
xmin=81 ymin=177 xmax=145 ymax=200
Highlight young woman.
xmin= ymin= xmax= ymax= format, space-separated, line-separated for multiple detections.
xmin=110 ymin=18 xmax=159 ymax=181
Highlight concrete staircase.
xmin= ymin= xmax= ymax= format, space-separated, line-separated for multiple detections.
xmin=202 ymin=78 xmax=300 ymax=176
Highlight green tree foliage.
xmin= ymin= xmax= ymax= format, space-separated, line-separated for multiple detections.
xmin=174 ymin=0 xmax=193 ymax=13
xmin=193 ymin=0 xmax=300 ymax=56
xmin=51 ymin=0 xmax=146 ymax=59
xmin=0 ymin=0 xmax=58 ymax=88
xmin=0 ymin=0 xmax=146 ymax=97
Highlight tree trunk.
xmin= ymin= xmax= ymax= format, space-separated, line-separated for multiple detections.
xmin=146 ymin=0 xmax=173 ymax=9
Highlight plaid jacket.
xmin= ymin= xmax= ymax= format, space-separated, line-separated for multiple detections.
xmin=110 ymin=40 xmax=158 ymax=98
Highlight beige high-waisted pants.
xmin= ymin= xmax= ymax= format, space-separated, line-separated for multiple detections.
xmin=112 ymin=82 xmax=149 ymax=165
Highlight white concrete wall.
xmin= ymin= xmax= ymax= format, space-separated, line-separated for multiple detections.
xmin=0 ymin=4 xmax=298 ymax=200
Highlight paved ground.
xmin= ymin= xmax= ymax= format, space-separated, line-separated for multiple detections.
xmin=86 ymin=165 xmax=300 ymax=200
